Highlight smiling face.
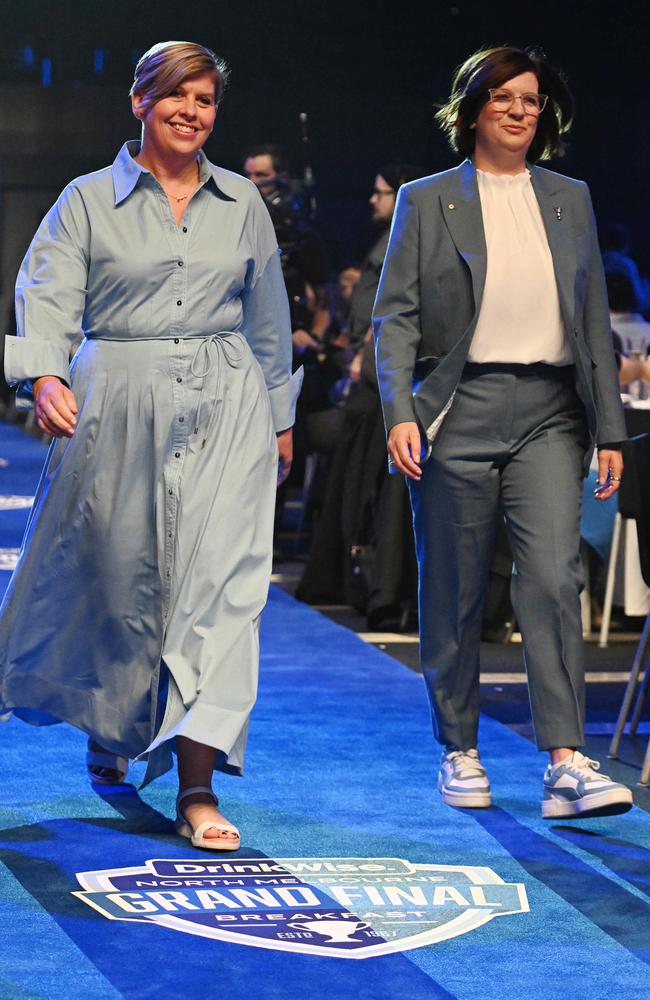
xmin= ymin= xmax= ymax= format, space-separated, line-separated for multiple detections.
xmin=472 ymin=70 xmax=540 ymax=172
xmin=132 ymin=71 xmax=217 ymax=165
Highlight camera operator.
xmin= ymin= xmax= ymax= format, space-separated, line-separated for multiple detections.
xmin=244 ymin=143 xmax=338 ymax=548
xmin=243 ymin=144 xmax=329 ymax=348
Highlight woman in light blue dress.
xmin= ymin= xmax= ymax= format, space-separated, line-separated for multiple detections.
xmin=0 ymin=41 xmax=301 ymax=849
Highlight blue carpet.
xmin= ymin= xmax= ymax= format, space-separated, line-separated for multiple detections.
xmin=1 ymin=422 xmax=649 ymax=999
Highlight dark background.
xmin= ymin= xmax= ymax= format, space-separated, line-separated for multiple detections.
xmin=1 ymin=0 xmax=649 ymax=270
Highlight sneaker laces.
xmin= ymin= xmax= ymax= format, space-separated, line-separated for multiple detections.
xmin=560 ymin=752 xmax=611 ymax=782
xmin=447 ymin=750 xmax=485 ymax=776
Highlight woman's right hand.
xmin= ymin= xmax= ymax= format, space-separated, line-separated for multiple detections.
xmin=387 ymin=421 xmax=422 ymax=480
xmin=33 ymin=376 xmax=78 ymax=438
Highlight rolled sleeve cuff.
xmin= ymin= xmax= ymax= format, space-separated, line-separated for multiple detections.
xmin=268 ymin=367 xmax=303 ymax=432
xmin=4 ymin=336 xmax=70 ymax=391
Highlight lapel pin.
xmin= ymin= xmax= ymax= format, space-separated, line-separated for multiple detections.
xmin=554 ymin=206 xmax=562 ymax=221
xmin=448 ymin=203 xmax=455 ymax=210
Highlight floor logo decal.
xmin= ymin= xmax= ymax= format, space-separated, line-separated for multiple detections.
xmin=0 ymin=548 xmax=20 ymax=570
xmin=0 ymin=495 xmax=33 ymax=509
xmin=74 ymin=857 xmax=529 ymax=958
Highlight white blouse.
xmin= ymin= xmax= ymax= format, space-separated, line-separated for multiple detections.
xmin=468 ymin=168 xmax=571 ymax=365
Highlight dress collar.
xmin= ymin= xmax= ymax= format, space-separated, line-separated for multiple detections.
xmin=111 ymin=140 xmax=237 ymax=205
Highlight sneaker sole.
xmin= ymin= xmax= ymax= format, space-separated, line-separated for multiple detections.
xmin=542 ymin=787 xmax=633 ymax=819
xmin=438 ymin=778 xmax=492 ymax=809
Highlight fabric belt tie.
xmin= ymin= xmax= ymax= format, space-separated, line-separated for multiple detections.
xmin=190 ymin=333 xmax=244 ymax=447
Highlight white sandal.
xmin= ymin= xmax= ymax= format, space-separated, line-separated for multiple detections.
xmin=175 ymin=786 xmax=240 ymax=851
xmin=86 ymin=738 xmax=129 ymax=785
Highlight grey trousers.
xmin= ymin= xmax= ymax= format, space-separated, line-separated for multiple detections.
xmin=408 ymin=363 xmax=589 ymax=752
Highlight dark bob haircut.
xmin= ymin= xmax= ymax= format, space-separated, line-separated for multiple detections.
xmin=435 ymin=46 xmax=574 ymax=163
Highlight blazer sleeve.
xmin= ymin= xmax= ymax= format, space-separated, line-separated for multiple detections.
xmin=580 ymin=184 xmax=627 ymax=445
xmin=240 ymin=190 xmax=302 ymax=432
xmin=372 ymin=184 xmax=422 ymax=432
xmin=5 ymin=183 xmax=90 ymax=396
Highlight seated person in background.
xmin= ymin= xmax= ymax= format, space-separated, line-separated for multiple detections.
xmin=612 ymin=334 xmax=650 ymax=387
xmin=297 ymin=267 xmax=363 ymax=461
xmin=606 ymin=263 xmax=650 ymax=356
xmin=338 ymin=265 xmax=362 ymax=307
xmin=601 ymin=221 xmax=649 ymax=313
xmin=296 ymin=164 xmax=424 ymax=628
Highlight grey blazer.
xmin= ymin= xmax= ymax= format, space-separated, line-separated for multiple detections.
xmin=373 ymin=158 xmax=626 ymax=466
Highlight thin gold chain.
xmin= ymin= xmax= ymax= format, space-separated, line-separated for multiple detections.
xmin=168 ymin=162 xmax=200 ymax=203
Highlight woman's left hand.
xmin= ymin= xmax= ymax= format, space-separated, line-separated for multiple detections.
xmin=594 ymin=448 xmax=624 ymax=501
xmin=277 ymin=428 xmax=293 ymax=486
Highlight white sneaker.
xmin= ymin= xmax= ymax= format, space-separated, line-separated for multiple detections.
xmin=542 ymin=751 xmax=633 ymax=819
xmin=438 ymin=749 xmax=492 ymax=808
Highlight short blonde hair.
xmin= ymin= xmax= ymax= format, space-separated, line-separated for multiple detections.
xmin=130 ymin=40 xmax=229 ymax=112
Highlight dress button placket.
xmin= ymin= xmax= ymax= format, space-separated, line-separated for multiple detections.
xmin=164 ymin=334 xmax=188 ymax=621
xmin=162 ymin=212 xmax=191 ymax=621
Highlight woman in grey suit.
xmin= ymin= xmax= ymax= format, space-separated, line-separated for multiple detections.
xmin=374 ymin=46 xmax=632 ymax=818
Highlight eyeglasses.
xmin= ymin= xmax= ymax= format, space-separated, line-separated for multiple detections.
xmin=487 ymin=89 xmax=549 ymax=116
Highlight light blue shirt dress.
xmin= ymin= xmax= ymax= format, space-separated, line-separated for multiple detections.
xmin=0 ymin=141 xmax=302 ymax=785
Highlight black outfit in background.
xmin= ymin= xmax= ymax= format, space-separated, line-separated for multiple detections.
xmin=297 ymin=227 xmax=418 ymax=628
xmin=347 ymin=228 xmax=390 ymax=348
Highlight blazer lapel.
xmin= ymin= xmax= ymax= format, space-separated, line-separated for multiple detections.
xmin=440 ymin=159 xmax=487 ymax=316
xmin=529 ymin=165 xmax=577 ymax=326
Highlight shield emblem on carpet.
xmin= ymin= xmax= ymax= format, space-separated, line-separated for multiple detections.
xmin=74 ymin=856 xmax=529 ymax=958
